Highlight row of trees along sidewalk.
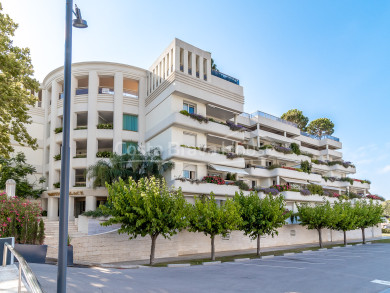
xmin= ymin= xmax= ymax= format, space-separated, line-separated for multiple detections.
xmin=297 ymin=200 xmax=383 ymax=248
xmin=101 ymin=177 xmax=290 ymax=265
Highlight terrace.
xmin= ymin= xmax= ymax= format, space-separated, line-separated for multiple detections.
xmin=211 ymin=69 xmax=239 ymax=85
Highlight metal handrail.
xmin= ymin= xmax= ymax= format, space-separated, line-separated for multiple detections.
xmin=2 ymin=242 xmax=43 ymax=293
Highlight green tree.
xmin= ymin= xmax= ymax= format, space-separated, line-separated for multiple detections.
xmin=354 ymin=200 xmax=383 ymax=244
xmin=86 ymin=147 xmax=174 ymax=188
xmin=281 ymin=109 xmax=309 ymax=130
xmin=100 ymin=176 xmax=189 ymax=265
xmin=330 ymin=201 xmax=358 ymax=245
xmin=0 ymin=4 xmax=39 ymax=158
xmin=0 ymin=152 xmax=45 ymax=198
xmin=382 ymin=200 xmax=390 ymax=218
xmin=297 ymin=201 xmax=334 ymax=248
xmin=211 ymin=58 xmax=218 ymax=71
xmin=188 ymin=194 xmax=242 ymax=261
xmin=234 ymin=192 xmax=290 ymax=256
xmin=306 ymin=118 xmax=335 ymax=137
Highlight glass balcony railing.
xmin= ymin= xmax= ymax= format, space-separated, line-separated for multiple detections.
xmin=249 ymin=111 xmax=298 ymax=128
xmin=211 ymin=69 xmax=239 ymax=85
xmin=300 ymin=131 xmax=340 ymax=142
xmin=123 ymin=88 xmax=138 ymax=98
xmin=99 ymin=87 xmax=114 ymax=95
xmin=76 ymin=88 xmax=88 ymax=95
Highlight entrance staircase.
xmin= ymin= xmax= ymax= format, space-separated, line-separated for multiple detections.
xmin=43 ymin=219 xmax=86 ymax=259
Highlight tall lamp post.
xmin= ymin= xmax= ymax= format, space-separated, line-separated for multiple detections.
xmin=57 ymin=1 xmax=87 ymax=292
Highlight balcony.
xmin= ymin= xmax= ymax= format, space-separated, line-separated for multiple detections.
xmin=98 ymin=87 xmax=114 ymax=95
xmin=300 ymin=131 xmax=340 ymax=142
xmin=172 ymin=180 xmax=240 ymax=196
xmin=167 ymin=145 xmax=245 ymax=168
xmin=278 ymin=191 xmax=339 ymax=203
xmin=211 ymin=69 xmax=239 ymax=85
xmin=250 ymin=111 xmax=298 ymax=128
xmin=76 ymin=88 xmax=88 ymax=95
xmin=246 ymin=166 xmax=323 ymax=182
xmin=259 ymin=148 xmax=312 ymax=163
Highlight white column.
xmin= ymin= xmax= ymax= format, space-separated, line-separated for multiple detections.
xmin=86 ymin=196 xmax=97 ymax=211
xmin=138 ymin=77 xmax=147 ymax=147
xmin=276 ymin=176 xmax=280 ymax=185
xmin=165 ymin=55 xmax=169 ymax=78
xmin=284 ymin=131 xmax=287 ymax=137
xmin=234 ymin=114 xmax=238 ymax=124
xmin=257 ymin=123 xmax=260 ymax=147
xmin=183 ymin=50 xmax=189 ymax=75
xmin=49 ymin=81 xmax=60 ymax=188
xmin=191 ymin=53 xmax=196 ymax=77
xmin=68 ymin=196 xmax=75 ymax=220
xmin=113 ymin=72 xmax=123 ymax=154
xmin=69 ymin=75 xmax=77 ymax=190
xmin=47 ymin=197 xmax=59 ymax=220
xmin=174 ymin=46 xmax=180 ymax=72
xmin=199 ymin=57 xmax=204 ymax=80
xmin=326 ymin=144 xmax=329 ymax=160
xmin=87 ymin=71 xmax=99 ymax=188
xmin=206 ymin=58 xmax=211 ymax=82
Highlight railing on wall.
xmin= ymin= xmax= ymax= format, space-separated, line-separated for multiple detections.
xmin=300 ymin=131 xmax=340 ymax=142
xmin=250 ymin=111 xmax=298 ymax=128
xmin=211 ymin=69 xmax=239 ymax=85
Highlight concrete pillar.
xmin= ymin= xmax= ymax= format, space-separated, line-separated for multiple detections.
xmin=191 ymin=53 xmax=196 ymax=77
xmin=174 ymin=46 xmax=180 ymax=72
xmin=199 ymin=56 xmax=204 ymax=80
xmin=5 ymin=179 xmax=16 ymax=198
xmin=276 ymin=176 xmax=280 ymax=185
xmin=235 ymin=142 xmax=238 ymax=154
xmin=206 ymin=58 xmax=211 ymax=82
xmin=86 ymin=196 xmax=97 ymax=211
xmin=257 ymin=123 xmax=260 ymax=147
xmin=49 ymin=81 xmax=60 ymax=188
xmin=87 ymin=71 xmax=99 ymax=188
xmin=183 ymin=50 xmax=188 ymax=75
xmin=326 ymin=144 xmax=329 ymax=160
xmin=284 ymin=131 xmax=287 ymax=137
xmin=234 ymin=114 xmax=238 ymax=124
xmin=138 ymin=77 xmax=147 ymax=147
xmin=165 ymin=54 xmax=169 ymax=78
xmin=47 ymin=197 xmax=59 ymax=220
xmin=113 ymin=72 xmax=124 ymax=154
xmin=68 ymin=196 xmax=75 ymax=220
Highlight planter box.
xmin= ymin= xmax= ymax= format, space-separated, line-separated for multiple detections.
xmin=0 ymin=237 xmax=15 ymax=265
xmin=14 ymin=244 xmax=47 ymax=264
xmin=68 ymin=245 xmax=74 ymax=266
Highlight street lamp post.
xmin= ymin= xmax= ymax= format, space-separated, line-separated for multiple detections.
xmin=57 ymin=1 xmax=87 ymax=292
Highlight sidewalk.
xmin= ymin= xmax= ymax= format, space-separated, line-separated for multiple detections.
xmin=0 ymin=265 xmax=27 ymax=292
xmin=87 ymin=236 xmax=388 ymax=267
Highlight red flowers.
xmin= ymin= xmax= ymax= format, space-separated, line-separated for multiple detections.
xmin=202 ymin=176 xmax=226 ymax=185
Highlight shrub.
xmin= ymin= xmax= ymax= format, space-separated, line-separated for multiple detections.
xmin=226 ymin=152 xmax=240 ymax=159
xmin=179 ymin=110 xmax=209 ymax=123
xmin=312 ymin=159 xmax=327 ymax=165
xmin=290 ymin=143 xmax=301 ymax=155
xmin=339 ymin=177 xmax=354 ymax=185
xmin=300 ymin=160 xmax=312 ymax=174
xmin=82 ymin=207 xmax=111 ymax=218
xmin=301 ymin=151 xmax=313 ymax=158
xmin=271 ymin=184 xmax=291 ymax=192
xmin=258 ymin=187 xmax=279 ymax=196
xmin=0 ymin=193 xmax=44 ymax=244
xmin=74 ymin=126 xmax=87 ymax=130
xmin=53 ymin=182 xmax=60 ymax=188
xmin=259 ymin=144 xmax=273 ymax=150
xmin=382 ymin=228 xmax=390 ymax=234
xmin=97 ymin=123 xmax=113 ymax=129
xmin=234 ymin=180 xmax=250 ymax=191
xmin=347 ymin=192 xmax=362 ymax=199
xmin=322 ymin=176 xmax=336 ymax=182
xmin=53 ymin=154 xmax=61 ymax=161
xmin=307 ymin=184 xmax=324 ymax=196
xmin=366 ymin=194 xmax=385 ymax=201
xmin=300 ymin=189 xmax=311 ymax=196
xmin=54 ymin=127 xmax=63 ymax=134
xmin=96 ymin=151 xmax=112 ymax=158
xmin=226 ymin=120 xmax=247 ymax=132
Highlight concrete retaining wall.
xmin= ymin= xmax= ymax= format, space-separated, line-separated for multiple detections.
xmin=71 ymin=225 xmax=382 ymax=263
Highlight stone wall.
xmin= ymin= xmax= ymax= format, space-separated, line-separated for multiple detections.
xmin=71 ymin=225 xmax=382 ymax=264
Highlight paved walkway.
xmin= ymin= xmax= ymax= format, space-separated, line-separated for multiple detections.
xmin=0 ymin=265 xmax=27 ymax=292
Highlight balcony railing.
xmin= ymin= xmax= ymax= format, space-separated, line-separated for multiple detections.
xmin=76 ymin=87 xmax=88 ymax=95
xmin=123 ymin=88 xmax=138 ymax=98
xmin=98 ymin=87 xmax=114 ymax=94
xmin=249 ymin=111 xmax=298 ymax=128
xmin=211 ymin=69 xmax=239 ymax=85
xmin=300 ymin=131 xmax=340 ymax=142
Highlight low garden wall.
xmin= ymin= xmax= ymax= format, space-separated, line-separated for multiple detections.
xmin=71 ymin=224 xmax=381 ymax=264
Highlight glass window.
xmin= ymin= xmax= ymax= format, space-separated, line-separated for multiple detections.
xmin=183 ymin=102 xmax=196 ymax=114
xmin=122 ymin=141 xmax=138 ymax=154
xmin=183 ymin=164 xmax=196 ymax=179
xmin=123 ymin=114 xmax=138 ymax=131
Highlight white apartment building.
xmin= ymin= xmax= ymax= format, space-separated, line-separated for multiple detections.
xmin=18 ymin=38 xmax=373 ymax=221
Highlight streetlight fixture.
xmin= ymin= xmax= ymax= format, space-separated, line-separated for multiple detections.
xmin=57 ymin=1 xmax=87 ymax=293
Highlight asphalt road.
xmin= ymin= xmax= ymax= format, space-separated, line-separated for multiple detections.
xmin=30 ymin=243 xmax=390 ymax=293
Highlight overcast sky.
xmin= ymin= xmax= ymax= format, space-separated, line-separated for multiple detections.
xmin=2 ymin=0 xmax=390 ymax=199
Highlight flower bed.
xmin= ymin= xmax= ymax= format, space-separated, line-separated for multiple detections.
xmin=202 ymin=176 xmax=225 ymax=185
xmin=257 ymin=187 xmax=279 ymax=196
xmin=270 ymin=184 xmax=291 ymax=192
xmin=97 ymin=123 xmax=113 ymax=129
xmin=180 ymin=110 xmax=246 ymax=131
xmin=180 ymin=110 xmax=209 ymax=123
xmin=0 ymin=192 xmax=44 ymax=244
xmin=274 ymin=146 xmax=293 ymax=155
xmin=96 ymin=151 xmax=112 ymax=158
xmin=366 ymin=194 xmax=385 ymax=201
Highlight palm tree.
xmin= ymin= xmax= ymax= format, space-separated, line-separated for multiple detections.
xmin=211 ymin=58 xmax=218 ymax=71
xmin=86 ymin=148 xmax=174 ymax=188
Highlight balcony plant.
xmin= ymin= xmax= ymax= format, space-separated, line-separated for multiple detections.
xmin=270 ymin=184 xmax=291 ymax=192
xmin=300 ymin=189 xmax=311 ymax=196
xmin=74 ymin=126 xmax=87 ymax=130
xmin=54 ymin=127 xmax=63 ymax=134
xmin=234 ymin=180 xmax=250 ymax=191
xmin=339 ymin=177 xmax=354 ymax=185
xmin=96 ymin=151 xmax=112 ymax=158
xmin=53 ymin=154 xmax=61 ymax=161
xmin=322 ymin=176 xmax=336 ymax=182
xmin=312 ymin=159 xmax=327 ymax=165
xmin=307 ymin=184 xmax=324 ymax=196
xmin=274 ymin=146 xmax=293 ymax=155
xmin=290 ymin=143 xmax=301 ymax=155
xmin=225 ymin=120 xmax=247 ymax=132
xmin=366 ymin=194 xmax=385 ymax=201
xmin=300 ymin=160 xmax=312 ymax=174
xmin=53 ymin=182 xmax=60 ymax=188
xmin=179 ymin=110 xmax=209 ymax=123
xmin=257 ymin=187 xmax=279 ymax=195
xmin=259 ymin=144 xmax=273 ymax=150
xmin=97 ymin=123 xmax=113 ymax=129
xmin=301 ymin=151 xmax=313 ymax=158
xmin=73 ymin=154 xmax=87 ymax=158
xmin=202 ymin=175 xmax=225 ymax=185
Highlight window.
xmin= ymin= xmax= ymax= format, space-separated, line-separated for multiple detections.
xmin=252 ymin=181 xmax=256 ymax=188
xmin=266 ymin=161 xmax=273 ymax=167
xmin=183 ymin=164 xmax=196 ymax=179
xmin=123 ymin=114 xmax=138 ymax=131
xmin=122 ymin=141 xmax=138 ymax=154
xmin=183 ymin=102 xmax=196 ymax=114
xmin=183 ymin=132 xmax=196 ymax=147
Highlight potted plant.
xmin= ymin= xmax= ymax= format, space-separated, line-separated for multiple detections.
xmin=67 ymin=235 xmax=74 ymax=266
xmin=0 ymin=192 xmax=47 ymax=263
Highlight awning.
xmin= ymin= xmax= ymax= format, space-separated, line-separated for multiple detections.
xmin=322 ymin=186 xmax=341 ymax=191
xmin=209 ymin=164 xmax=249 ymax=175
xmin=281 ymin=177 xmax=308 ymax=185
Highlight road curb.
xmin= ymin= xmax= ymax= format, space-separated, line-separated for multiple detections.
xmin=261 ymin=255 xmax=274 ymax=259
xmin=283 ymin=253 xmax=295 ymax=256
xmin=234 ymin=258 xmax=250 ymax=262
xmin=167 ymin=264 xmax=191 ymax=268
xmin=202 ymin=261 xmax=221 ymax=266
